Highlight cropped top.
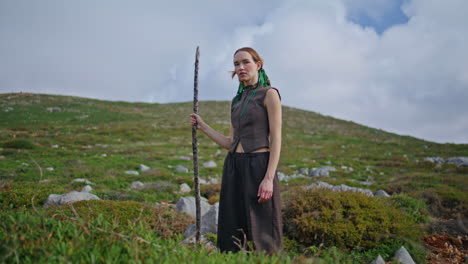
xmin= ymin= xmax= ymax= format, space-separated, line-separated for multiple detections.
xmin=229 ymin=84 xmax=280 ymax=153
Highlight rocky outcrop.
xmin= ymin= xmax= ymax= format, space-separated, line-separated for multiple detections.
xmin=44 ymin=191 xmax=100 ymax=207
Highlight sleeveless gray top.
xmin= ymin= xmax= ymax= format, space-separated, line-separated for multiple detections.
xmin=229 ymin=84 xmax=280 ymax=153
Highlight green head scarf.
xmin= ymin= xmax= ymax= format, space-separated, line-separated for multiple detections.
xmin=233 ymin=68 xmax=270 ymax=111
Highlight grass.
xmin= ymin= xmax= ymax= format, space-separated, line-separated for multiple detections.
xmin=1 ymin=92 xmax=467 ymax=263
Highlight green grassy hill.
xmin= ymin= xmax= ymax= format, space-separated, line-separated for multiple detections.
xmin=1 ymin=93 xmax=467 ymax=263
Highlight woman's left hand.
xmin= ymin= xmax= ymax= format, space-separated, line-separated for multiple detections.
xmin=257 ymin=178 xmax=273 ymax=203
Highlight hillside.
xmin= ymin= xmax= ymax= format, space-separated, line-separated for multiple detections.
xmin=1 ymin=93 xmax=467 ymax=263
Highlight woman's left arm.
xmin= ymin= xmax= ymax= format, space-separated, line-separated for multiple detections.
xmin=257 ymin=88 xmax=282 ymax=203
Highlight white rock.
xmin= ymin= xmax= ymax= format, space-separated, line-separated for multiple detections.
xmin=43 ymin=191 xmax=100 ymax=207
xmin=125 ymin=170 xmax=139 ymax=176
xmin=374 ymin=190 xmax=390 ymax=197
xmin=51 ymin=145 xmax=59 ymax=148
xmin=203 ymin=161 xmax=217 ymax=168
xmin=139 ymin=164 xmax=150 ymax=172
xmin=46 ymin=167 xmax=54 ymax=171
xmin=393 ymin=246 xmax=415 ymax=264
xmin=306 ymin=181 xmax=334 ymax=190
xmin=177 ymin=156 xmax=191 ymax=161
xmin=81 ymin=185 xmax=93 ymax=193
xmin=176 ymin=165 xmax=189 ymax=173
xmin=101 ymin=154 xmax=107 ymax=157
xmin=131 ymin=181 xmax=145 ymax=189
xmin=309 ymin=166 xmax=337 ymax=177
xmin=71 ymin=178 xmax=95 ymax=185
xmin=180 ymin=183 xmax=191 ymax=193
xmin=371 ymin=255 xmax=385 ymax=264
xmin=175 ymin=196 xmax=211 ymax=218
xmin=184 ymin=203 xmax=219 ymax=238
xmin=208 ymin=177 xmax=219 ymax=184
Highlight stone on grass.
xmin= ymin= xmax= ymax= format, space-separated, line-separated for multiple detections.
xmin=44 ymin=191 xmax=100 ymax=207
xmin=203 ymin=161 xmax=217 ymax=168
xmin=125 ymin=170 xmax=139 ymax=176
xmin=424 ymin=157 xmax=444 ymax=163
xmin=309 ymin=166 xmax=337 ymax=177
xmin=332 ymin=184 xmax=374 ymax=197
xmin=184 ymin=203 xmax=219 ymax=238
xmin=46 ymin=167 xmax=54 ymax=171
xmin=71 ymin=178 xmax=95 ymax=185
xmin=374 ymin=190 xmax=390 ymax=197
xmin=393 ymin=246 xmax=415 ymax=264
xmin=306 ymin=181 xmax=334 ymax=190
xmin=371 ymin=255 xmax=385 ymax=264
xmin=446 ymin=157 xmax=468 ymax=167
xmin=277 ymin=171 xmax=288 ymax=181
xmin=175 ymin=196 xmax=211 ymax=218
xmin=139 ymin=164 xmax=150 ymax=172
xmin=298 ymin=168 xmax=309 ymax=175
xmin=81 ymin=185 xmax=93 ymax=193
xmin=131 ymin=181 xmax=145 ymax=189
xmin=176 ymin=165 xmax=189 ymax=173
xmin=177 ymin=156 xmax=191 ymax=161
xmin=179 ymin=183 xmax=191 ymax=194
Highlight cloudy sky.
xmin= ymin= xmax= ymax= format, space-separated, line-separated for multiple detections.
xmin=1 ymin=0 xmax=467 ymax=144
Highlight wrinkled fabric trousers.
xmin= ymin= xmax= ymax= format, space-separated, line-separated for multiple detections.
xmin=217 ymin=152 xmax=282 ymax=253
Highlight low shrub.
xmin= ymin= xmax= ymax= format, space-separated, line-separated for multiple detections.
xmin=200 ymin=183 xmax=221 ymax=204
xmin=45 ymin=200 xmax=194 ymax=238
xmin=283 ymin=188 xmax=421 ymax=251
xmin=391 ymin=193 xmax=430 ymax=224
xmin=2 ymin=139 xmax=36 ymax=149
xmin=0 ymin=182 xmax=66 ymax=210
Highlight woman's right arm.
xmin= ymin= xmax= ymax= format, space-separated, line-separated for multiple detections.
xmin=190 ymin=113 xmax=233 ymax=150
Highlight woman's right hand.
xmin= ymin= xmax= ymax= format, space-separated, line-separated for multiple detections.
xmin=190 ymin=113 xmax=205 ymax=130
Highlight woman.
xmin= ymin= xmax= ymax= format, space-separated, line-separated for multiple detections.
xmin=190 ymin=47 xmax=282 ymax=253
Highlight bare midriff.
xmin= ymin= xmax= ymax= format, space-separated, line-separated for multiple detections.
xmin=235 ymin=142 xmax=269 ymax=153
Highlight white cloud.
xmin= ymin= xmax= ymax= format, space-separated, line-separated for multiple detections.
xmin=0 ymin=0 xmax=467 ymax=143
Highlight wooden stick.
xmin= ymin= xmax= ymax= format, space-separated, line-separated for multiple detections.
xmin=192 ymin=46 xmax=201 ymax=243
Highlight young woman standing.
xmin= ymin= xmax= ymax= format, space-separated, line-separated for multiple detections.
xmin=190 ymin=47 xmax=282 ymax=253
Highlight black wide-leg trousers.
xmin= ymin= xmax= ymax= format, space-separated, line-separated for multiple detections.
xmin=217 ymin=152 xmax=282 ymax=253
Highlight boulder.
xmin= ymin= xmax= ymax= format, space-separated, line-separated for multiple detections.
xmin=371 ymin=255 xmax=385 ymax=264
xmin=179 ymin=183 xmax=191 ymax=194
xmin=175 ymin=196 xmax=211 ymax=218
xmin=184 ymin=203 xmax=219 ymax=238
xmin=374 ymin=190 xmax=390 ymax=197
xmin=139 ymin=164 xmax=150 ymax=172
xmin=332 ymin=184 xmax=374 ymax=197
xmin=81 ymin=185 xmax=93 ymax=193
xmin=131 ymin=181 xmax=145 ymax=189
xmin=309 ymin=166 xmax=337 ymax=177
xmin=71 ymin=178 xmax=95 ymax=185
xmin=424 ymin=157 xmax=445 ymax=163
xmin=203 ymin=161 xmax=217 ymax=168
xmin=44 ymin=191 xmax=100 ymax=207
xmin=446 ymin=157 xmax=468 ymax=167
xmin=298 ymin=168 xmax=309 ymax=175
xmin=176 ymin=165 xmax=189 ymax=173
xmin=393 ymin=246 xmax=415 ymax=264
xmin=306 ymin=181 xmax=334 ymax=190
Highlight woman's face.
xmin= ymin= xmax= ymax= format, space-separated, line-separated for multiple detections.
xmin=234 ymin=51 xmax=261 ymax=86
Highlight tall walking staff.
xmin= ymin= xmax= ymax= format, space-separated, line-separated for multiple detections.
xmin=192 ymin=46 xmax=201 ymax=243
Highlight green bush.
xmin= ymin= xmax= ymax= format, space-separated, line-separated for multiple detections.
xmin=283 ymin=188 xmax=421 ymax=251
xmin=2 ymin=139 xmax=36 ymax=149
xmin=45 ymin=200 xmax=194 ymax=238
xmin=0 ymin=182 xmax=66 ymax=210
xmin=391 ymin=193 xmax=430 ymax=224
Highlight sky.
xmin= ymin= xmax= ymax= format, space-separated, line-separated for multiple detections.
xmin=1 ymin=0 xmax=467 ymax=144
